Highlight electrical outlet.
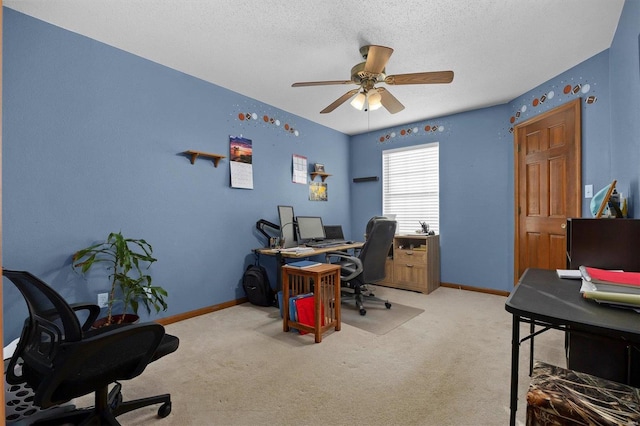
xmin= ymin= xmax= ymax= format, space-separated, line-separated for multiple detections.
xmin=97 ymin=292 xmax=109 ymax=308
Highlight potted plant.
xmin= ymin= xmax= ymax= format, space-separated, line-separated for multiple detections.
xmin=72 ymin=231 xmax=168 ymax=327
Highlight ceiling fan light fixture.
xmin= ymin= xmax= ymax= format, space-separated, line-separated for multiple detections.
xmin=350 ymin=92 xmax=366 ymax=110
xmin=292 ymin=45 xmax=453 ymax=115
xmin=367 ymin=89 xmax=382 ymax=111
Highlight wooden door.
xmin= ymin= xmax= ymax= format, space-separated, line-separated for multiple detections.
xmin=514 ymin=98 xmax=581 ymax=282
xmin=1 ymin=0 xmax=5 ymax=418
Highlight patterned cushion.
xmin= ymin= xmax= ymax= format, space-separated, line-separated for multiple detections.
xmin=526 ymin=361 xmax=640 ymax=425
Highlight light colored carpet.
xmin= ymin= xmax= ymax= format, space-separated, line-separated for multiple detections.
xmin=340 ymin=297 xmax=425 ymax=335
xmin=72 ymin=285 xmax=567 ymax=425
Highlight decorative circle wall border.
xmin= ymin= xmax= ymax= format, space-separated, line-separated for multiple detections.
xmin=236 ymin=111 xmax=300 ymax=137
xmin=377 ymin=122 xmax=446 ymax=144
xmin=507 ymin=76 xmax=598 ymax=135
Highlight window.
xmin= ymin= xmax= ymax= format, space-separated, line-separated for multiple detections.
xmin=382 ymin=143 xmax=439 ymax=235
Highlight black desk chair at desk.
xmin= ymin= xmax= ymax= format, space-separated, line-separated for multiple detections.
xmin=326 ymin=217 xmax=396 ymax=315
xmin=3 ymin=269 xmax=179 ymax=425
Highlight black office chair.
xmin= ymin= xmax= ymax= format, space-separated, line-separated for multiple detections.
xmin=326 ymin=217 xmax=396 ymax=315
xmin=3 ymin=269 xmax=179 ymax=425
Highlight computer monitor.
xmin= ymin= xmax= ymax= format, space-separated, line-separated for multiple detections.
xmin=277 ymin=205 xmax=297 ymax=248
xmin=296 ymin=216 xmax=326 ymax=242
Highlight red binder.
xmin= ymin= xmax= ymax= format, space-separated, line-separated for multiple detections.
xmin=582 ymin=266 xmax=640 ymax=286
xmin=294 ymin=295 xmax=324 ymax=335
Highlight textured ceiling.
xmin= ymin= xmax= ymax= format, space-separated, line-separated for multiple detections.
xmin=5 ymin=0 xmax=624 ymax=135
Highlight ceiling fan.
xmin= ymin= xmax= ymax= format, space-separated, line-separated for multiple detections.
xmin=291 ymin=45 xmax=454 ymax=114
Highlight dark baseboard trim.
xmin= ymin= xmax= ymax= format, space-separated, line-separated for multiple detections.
xmin=155 ymin=297 xmax=248 ymax=326
xmin=156 ymin=284 xmax=509 ymax=327
xmin=440 ymin=282 xmax=510 ymax=297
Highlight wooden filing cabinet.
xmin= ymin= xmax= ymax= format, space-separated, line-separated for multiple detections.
xmin=379 ymin=257 xmax=394 ymax=286
xmin=377 ymin=235 xmax=440 ymax=294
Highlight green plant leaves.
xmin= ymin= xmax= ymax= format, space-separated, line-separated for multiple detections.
xmin=72 ymin=231 xmax=168 ymax=320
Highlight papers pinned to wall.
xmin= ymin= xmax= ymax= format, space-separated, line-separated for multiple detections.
xmin=292 ymin=154 xmax=307 ymax=184
xmin=230 ymin=136 xmax=253 ymax=189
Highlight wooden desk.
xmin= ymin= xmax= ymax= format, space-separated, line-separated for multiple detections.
xmin=255 ymin=242 xmax=363 ymax=291
xmin=282 ymin=263 xmax=341 ymax=343
xmin=505 ymin=268 xmax=640 ymax=425
xmin=256 ymin=242 xmax=364 ymax=259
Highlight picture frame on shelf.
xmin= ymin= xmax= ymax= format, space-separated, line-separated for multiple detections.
xmin=314 ymin=163 xmax=325 ymax=173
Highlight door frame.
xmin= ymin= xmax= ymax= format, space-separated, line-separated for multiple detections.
xmin=1 ymin=0 xmax=5 ymax=418
xmin=513 ymin=98 xmax=582 ymax=283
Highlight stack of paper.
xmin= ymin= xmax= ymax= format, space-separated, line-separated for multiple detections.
xmin=579 ymin=266 xmax=640 ymax=308
xmin=279 ymin=247 xmax=315 ymax=254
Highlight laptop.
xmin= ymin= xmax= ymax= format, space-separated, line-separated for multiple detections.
xmin=323 ymin=225 xmax=345 ymax=241
xmin=310 ymin=225 xmax=348 ymax=247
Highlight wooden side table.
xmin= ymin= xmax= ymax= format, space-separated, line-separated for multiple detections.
xmin=281 ymin=263 xmax=341 ymax=343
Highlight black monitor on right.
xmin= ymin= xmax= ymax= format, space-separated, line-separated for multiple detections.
xmin=296 ymin=216 xmax=326 ymax=243
xmin=277 ymin=205 xmax=297 ymax=248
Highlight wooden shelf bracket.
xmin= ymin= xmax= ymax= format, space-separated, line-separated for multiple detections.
xmin=184 ymin=150 xmax=226 ymax=167
xmin=310 ymin=172 xmax=332 ymax=182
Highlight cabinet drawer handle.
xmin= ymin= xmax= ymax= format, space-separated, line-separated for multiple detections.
xmin=405 ymin=264 xmax=414 ymax=268
xmin=406 ymin=251 xmax=414 ymax=255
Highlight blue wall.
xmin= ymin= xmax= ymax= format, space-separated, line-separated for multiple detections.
xmin=2 ymin=9 xmax=350 ymax=341
xmin=4 ymin=2 xmax=640 ymax=342
xmin=508 ymin=50 xmax=612 ymax=218
xmin=349 ymin=51 xmax=614 ymax=292
xmin=348 ymin=1 xmax=639 ymax=292
xmin=349 ymin=106 xmax=512 ymax=291
xmin=610 ymin=0 xmax=640 ymax=216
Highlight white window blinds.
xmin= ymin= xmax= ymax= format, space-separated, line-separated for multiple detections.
xmin=382 ymin=143 xmax=439 ymax=235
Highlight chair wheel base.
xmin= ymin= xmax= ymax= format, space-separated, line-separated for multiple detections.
xmin=158 ymin=402 xmax=172 ymax=418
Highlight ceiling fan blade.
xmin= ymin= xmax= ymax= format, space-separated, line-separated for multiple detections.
xmin=320 ymin=88 xmax=361 ymax=114
xmin=377 ymin=88 xmax=405 ymax=114
xmin=385 ymin=71 xmax=454 ymax=85
xmin=292 ymin=80 xmax=353 ymax=87
xmin=363 ymin=45 xmax=394 ymax=74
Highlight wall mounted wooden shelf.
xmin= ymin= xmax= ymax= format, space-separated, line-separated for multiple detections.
xmin=310 ymin=172 xmax=331 ymax=182
xmin=183 ymin=150 xmax=226 ymax=167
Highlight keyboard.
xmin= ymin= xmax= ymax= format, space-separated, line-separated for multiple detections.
xmin=305 ymin=240 xmax=350 ymax=248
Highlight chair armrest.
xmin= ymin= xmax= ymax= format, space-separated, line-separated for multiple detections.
xmin=6 ymin=322 xmax=29 ymax=385
xmin=325 ymin=252 xmax=363 ymax=281
xmin=68 ymin=302 xmax=101 ymax=331
xmin=324 ymin=250 xmax=352 ymax=262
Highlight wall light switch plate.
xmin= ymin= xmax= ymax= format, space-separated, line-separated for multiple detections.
xmin=97 ymin=292 xmax=109 ymax=308
xmin=585 ymin=184 xmax=593 ymax=198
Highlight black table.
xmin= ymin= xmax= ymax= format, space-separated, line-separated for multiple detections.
xmin=505 ymin=268 xmax=640 ymax=425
